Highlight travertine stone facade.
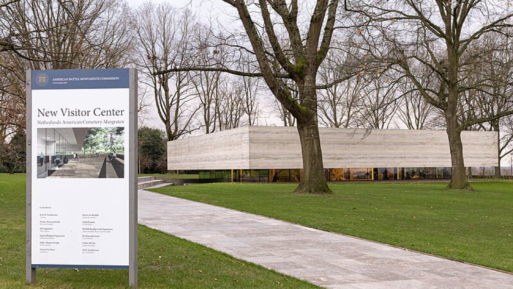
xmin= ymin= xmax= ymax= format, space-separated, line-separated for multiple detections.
xmin=168 ymin=127 xmax=250 ymax=170
xmin=167 ymin=126 xmax=497 ymax=170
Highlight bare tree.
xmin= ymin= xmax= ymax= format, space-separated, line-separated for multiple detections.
xmin=189 ymin=23 xmax=226 ymax=134
xmin=353 ymin=0 xmax=513 ymax=189
xmin=220 ymin=73 xmax=262 ymax=129
xmin=317 ymin=48 xmax=363 ymax=128
xmin=0 ymin=0 xmax=49 ymax=58
xmin=238 ymin=75 xmax=260 ymax=126
xmin=461 ymin=34 xmax=513 ymax=178
xmin=271 ymin=80 xmax=298 ymax=127
xmin=136 ymin=85 xmax=152 ymax=127
xmin=273 ymin=101 xmax=297 ymax=127
xmin=1 ymin=0 xmax=133 ymax=70
xmin=0 ymin=92 xmax=23 ymax=142
xmin=214 ymin=0 xmax=340 ymax=193
xmin=0 ymin=128 xmax=25 ymax=173
xmin=0 ymin=55 xmax=25 ymax=142
xmin=356 ymin=74 xmax=399 ymax=129
xmin=134 ymin=3 xmax=199 ymax=141
xmin=217 ymin=79 xmax=244 ymax=130
xmin=396 ymin=76 xmax=437 ymax=130
xmin=0 ymin=0 xmax=133 ymax=137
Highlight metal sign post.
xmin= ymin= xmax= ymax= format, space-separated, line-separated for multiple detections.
xmin=26 ymin=69 xmax=138 ymax=287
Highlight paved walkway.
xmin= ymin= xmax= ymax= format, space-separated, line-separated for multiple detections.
xmin=138 ymin=190 xmax=513 ymax=289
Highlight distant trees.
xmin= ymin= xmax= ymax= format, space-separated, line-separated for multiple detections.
xmin=0 ymin=0 xmax=133 ymax=144
xmin=395 ymin=76 xmax=437 ymax=130
xmin=461 ymin=35 xmax=513 ymax=178
xmin=138 ymin=127 xmax=167 ymax=174
xmin=357 ymin=74 xmax=399 ymax=129
xmin=239 ymin=73 xmax=261 ymax=127
xmin=1 ymin=0 xmax=133 ymax=70
xmin=0 ymin=71 xmax=24 ymax=143
xmin=133 ymin=3 xmax=261 ymax=139
xmin=272 ymin=80 xmax=299 ymax=127
xmin=318 ymin=69 xmax=362 ymax=128
xmin=0 ymin=129 xmax=25 ymax=173
xmin=0 ymin=0 xmax=133 ymax=172
xmin=133 ymin=3 xmax=200 ymax=141
xmin=317 ymin=71 xmax=401 ymax=130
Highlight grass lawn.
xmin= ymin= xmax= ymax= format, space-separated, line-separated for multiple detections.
xmin=139 ymin=173 xmax=199 ymax=180
xmin=0 ymin=174 xmax=317 ymax=288
xmin=152 ymin=181 xmax=513 ymax=273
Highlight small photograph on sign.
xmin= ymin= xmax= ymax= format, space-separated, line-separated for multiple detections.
xmin=37 ymin=127 xmax=125 ymax=179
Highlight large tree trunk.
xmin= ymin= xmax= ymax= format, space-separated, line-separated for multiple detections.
xmin=292 ymin=72 xmax=332 ymax=194
xmin=446 ymin=126 xmax=472 ymax=190
xmin=294 ymin=118 xmax=331 ymax=194
xmin=445 ymin=48 xmax=472 ymax=190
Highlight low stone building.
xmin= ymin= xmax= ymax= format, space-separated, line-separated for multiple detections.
xmin=167 ymin=126 xmax=497 ymax=182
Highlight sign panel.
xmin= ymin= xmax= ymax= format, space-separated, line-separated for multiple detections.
xmin=28 ymin=69 xmax=134 ymax=269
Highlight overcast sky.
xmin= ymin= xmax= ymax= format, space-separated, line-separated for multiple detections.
xmin=125 ymin=0 xmax=226 ymax=17
xmin=127 ymin=0 xmax=190 ymax=8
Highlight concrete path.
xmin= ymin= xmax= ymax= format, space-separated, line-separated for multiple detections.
xmin=138 ymin=190 xmax=513 ymax=289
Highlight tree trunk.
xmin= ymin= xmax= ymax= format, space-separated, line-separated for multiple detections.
xmin=494 ymin=166 xmax=501 ymax=179
xmin=494 ymin=124 xmax=501 ymax=179
xmin=446 ymin=127 xmax=472 ymax=190
xmin=445 ymin=47 xmax=472 ymax=190
xmin=294 ymin=119 xmax=331 ymax=194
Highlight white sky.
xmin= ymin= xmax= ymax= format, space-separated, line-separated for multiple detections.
xmin=126 ymin=0 xmax=228 ymax=19
xmin=127 ymin=0 xmax=192 ymax=8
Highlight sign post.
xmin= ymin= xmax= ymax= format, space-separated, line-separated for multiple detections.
xmin=26 ymin=69 xmax=138 ymax=287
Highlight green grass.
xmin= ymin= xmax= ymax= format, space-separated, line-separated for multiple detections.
xmin=139 ymin=173 xmax=199 ymax=180
xmin=0 ymin=174 xmax=317 ymax=288
xmin=152 ymin=181 xmax=513 ymax=273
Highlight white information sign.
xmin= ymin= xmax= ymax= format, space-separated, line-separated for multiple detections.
xmin=28 ymin=69 xmax=133 ymax=269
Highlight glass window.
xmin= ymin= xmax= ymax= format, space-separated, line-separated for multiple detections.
xmin=422 ymin=168 xmax=436 ymax=179
xmin=403 ymin=168 xmax=412 ymax=179
xmin=199 ymin=171 xmax=210 ymax=179
xmin=351 ymin=168 xmax=372 ymax=180
xmin=290 ymin=169 xmax=300 ymax=182
xmin=274 ymin=169 xmax=290 ymax=182
xmin=326 ymin=169 xmax=346 ymax=181
xmin=233 ymin=169 xmax=242 ymax=182
xmin=258 ymin=170 xmax=269 ymax=182
xmin=242 ymin=169 xmax=252 ymax=182
xmin=438 ymin=167 xmax=451 ymax=179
